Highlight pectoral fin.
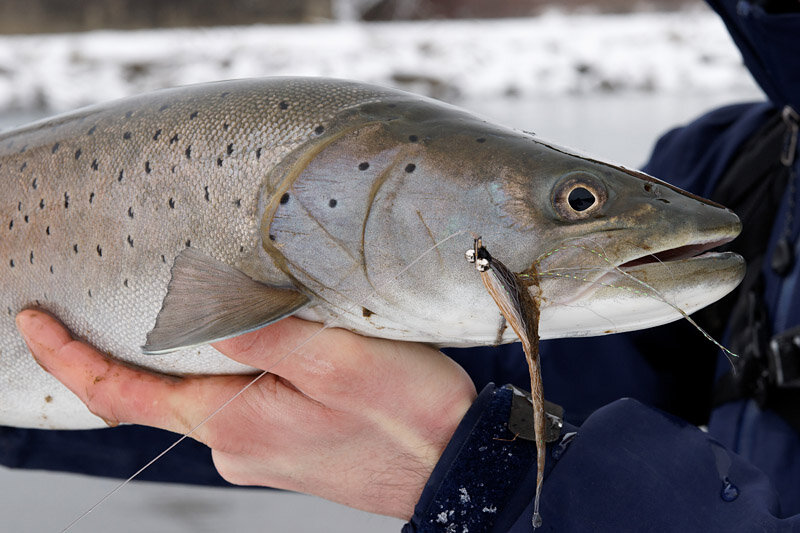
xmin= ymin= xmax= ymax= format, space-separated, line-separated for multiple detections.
xmin=142 ymin=248 xmax=309 ymax=354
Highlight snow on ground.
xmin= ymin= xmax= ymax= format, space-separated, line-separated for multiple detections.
xmin=0 ymin=5 xmax=759 ymax=113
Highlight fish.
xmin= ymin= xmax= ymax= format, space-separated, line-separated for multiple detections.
xmin=0 ymin=77 xmax=744 ymax=429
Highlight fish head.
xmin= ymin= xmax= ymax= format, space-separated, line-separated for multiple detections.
xmin=451 ymin=133 xmax=745 ymax=340
xmin=265 ymin=95 xmax=744 ymax=344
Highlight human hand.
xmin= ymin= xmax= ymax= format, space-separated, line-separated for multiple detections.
xmin=15 ymin=309 xmax=477 ymax=519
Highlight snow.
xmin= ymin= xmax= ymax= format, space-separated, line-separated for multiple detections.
xmin=0 ymin=6 xmax=759 ymax=113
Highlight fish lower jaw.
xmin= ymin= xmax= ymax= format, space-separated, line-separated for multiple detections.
xmin=538 ymin=251 xmax=745 ymax=339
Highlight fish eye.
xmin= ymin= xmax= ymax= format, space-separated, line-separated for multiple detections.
xmin=568 ymin=187 xmax=596 ymax=211
xmin=552 ymin=172 xmax=607 ymax=220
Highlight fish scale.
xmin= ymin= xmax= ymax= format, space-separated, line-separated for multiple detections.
xmin=0 ymin=78 xmax=398 ymax=428
xmin=0 ymin=77 xmax=744 ymax=429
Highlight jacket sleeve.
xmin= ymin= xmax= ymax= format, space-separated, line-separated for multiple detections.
xmin=404 ymin=384 xmax=788 ymax=532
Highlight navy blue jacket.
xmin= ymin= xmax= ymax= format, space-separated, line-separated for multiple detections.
xmin=1 ymin=1 xmax=799 ymax=531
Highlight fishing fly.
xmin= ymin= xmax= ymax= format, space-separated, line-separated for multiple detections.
xmin=467 ymin=237 xmax=546 ymax=529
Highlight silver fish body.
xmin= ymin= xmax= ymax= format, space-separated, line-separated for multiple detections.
xmin=0 ymin=78 xmax=744 ymax=428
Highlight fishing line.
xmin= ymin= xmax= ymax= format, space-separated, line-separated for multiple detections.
xmin=61 ymin=228 xmax=469 ymax=532
xmin=532 ymin=238 xmax=738 ymax=364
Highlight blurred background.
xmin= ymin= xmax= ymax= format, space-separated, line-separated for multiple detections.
xmin=0 ymin=0 xmax=763 ymax=531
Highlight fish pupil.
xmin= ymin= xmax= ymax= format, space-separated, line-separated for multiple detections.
xmin=567 ymin=187 xmax=595 ymax=211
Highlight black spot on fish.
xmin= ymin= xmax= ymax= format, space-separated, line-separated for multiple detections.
xmin=123 ymin=131 xmax=132 ymax=140
xmin=153 ymin=129 xmax=162 ymax=141
xmin=124 ymin=279 xmax=129 ymax=288
xmin=88 ymin=289 xmax=92 ymax=298
xmin=87 ymin=126 xmax=96 ymax=135
xmin=125 ymin=111 xmax=133 ymax=119
xmin=73 ymin=244 xmax=78 ymax=254
xmin=314 ymin=125 xmax=325 ymax=135
xmin=329 ymin=199 xmax=337 ymax=208
xmin=168 ymin=198 xmax=175 ymax=209
xmin=279 ymin=101 xmax=289 ymax=110
xmin=39 ymin=198 xmax=45 ymax=209
xmin=118 ymin=169 xmax=124 ymax=182
xmin=280 ymin=193 xmax=290 ymax=205
xmin=145 ymin=161 xmax=152 ymax=173
xmin=409 ymin=135 xmax=418 ymax=142
xmin=17 ymin=202 xmax=21 ymax=211
xmin=223 ymin=123 xmax=230 ymax=131
xmin=190 ymin=111 xmax=198 ymax=120
xmin=234 ymin=199 xmax=241 ymax=208
xmin=255 ymin=147 xmax=262 ymax=159
xmin=64 ymin=193 xmax=70 ymax=208
xmin=9 ymin=259 xmax=14 ymax=268
xmin=358 ymin=162 xmax=369 ymax=171
xmin=227 ymin=143 xmax=234 ymax=155
xmin=96 ymin=245 xmax=102 ymax=257
xmin=49 ymin=265 xmax=53 ymax=274
xmin=161 ymin=254 xmax=166 ymax=263
xmin=405 ymin=163 xmax=416 ymax=173
xmin=362 ymin=307 xmax=374 ymax=317
xmin=24 ymin=215 xmax=29 ymax=223
xmin=20 ymin=162 xmax=27 ymax=171
xmin=51 ymin=142 xmax=60 ymax=154
xmin=204 ymin=186 xmax=210 ymax=202
xmin=8 ymin=220 xmax=12 ymax=230
xmin=89 ymin=192 xmax=95 ymax=204
xmin=217 ymin=157 xmax=223 ymax=167
xmin=220 ymin=91 xmax=230 ymax=98
xmin=170 ymin=134 xmax=179 ymax=144
xmin=185 ymin=146 xmax=192 ymax=159
xmin=46 ymin=226 xmax=50 ymax=235
xmin=128 ymin=206 xmax=134 ymax=218
xmin=171 ymin=165 xmax=176 ymax=173
xmin=159 ymin=104 xmax=170 ymax=112
xmin=91 ymin=159 xmax=99 ymax=171
xmin=29 ymin=251 xmax=33 ymax=264
xmin=476 ymin=137 xmax=486 ymax=143
xmin=74 ymin=148 xmax=82 ymax=160
xmin=32 ymin=178 xmax=37 ymax=189
xmin=185 ymin=239 xmax=191 ymax=247
xmin=127 ymin=235 xmax=134 ymax=247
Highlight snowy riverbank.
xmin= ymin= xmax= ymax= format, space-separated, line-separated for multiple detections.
xmin=0 ymin=7 xmax=759 ymax=113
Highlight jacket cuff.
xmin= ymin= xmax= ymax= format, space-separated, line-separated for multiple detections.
xmin=403 ymin=383 xmax=558 ymax=532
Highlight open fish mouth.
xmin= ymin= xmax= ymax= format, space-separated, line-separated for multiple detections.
xmin=617 ymin=237 xmax=735 ymax=269
xmin=537 ymin=236 xmax=745 ymax=340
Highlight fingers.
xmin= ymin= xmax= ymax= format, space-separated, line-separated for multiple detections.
xmin=15 ymin=309 xmax=251 ymax=437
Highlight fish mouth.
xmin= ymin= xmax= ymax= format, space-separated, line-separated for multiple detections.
xmin=536 ymin=233 xmax=745 ymax=340
xmin=617 ymin=237 xmax=734 ymax=270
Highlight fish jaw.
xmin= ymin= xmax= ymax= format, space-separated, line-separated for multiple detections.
xmin=536 ymin=249 xmax=745 ymax=339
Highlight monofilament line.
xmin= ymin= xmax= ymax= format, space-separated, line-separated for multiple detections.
xmin=61 ymin=228 xmax=469 ymax=532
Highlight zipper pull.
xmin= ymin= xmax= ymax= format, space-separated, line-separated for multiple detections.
xmin=782 ymin=105 xmax=799 ymax=167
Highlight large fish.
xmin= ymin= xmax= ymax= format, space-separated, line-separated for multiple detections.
xmin=0 ymin=77 xmax=743 ymax=429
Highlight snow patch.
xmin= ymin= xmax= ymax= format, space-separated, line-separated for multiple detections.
xmin=0 ymin=7 xmax=758 ymax=113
